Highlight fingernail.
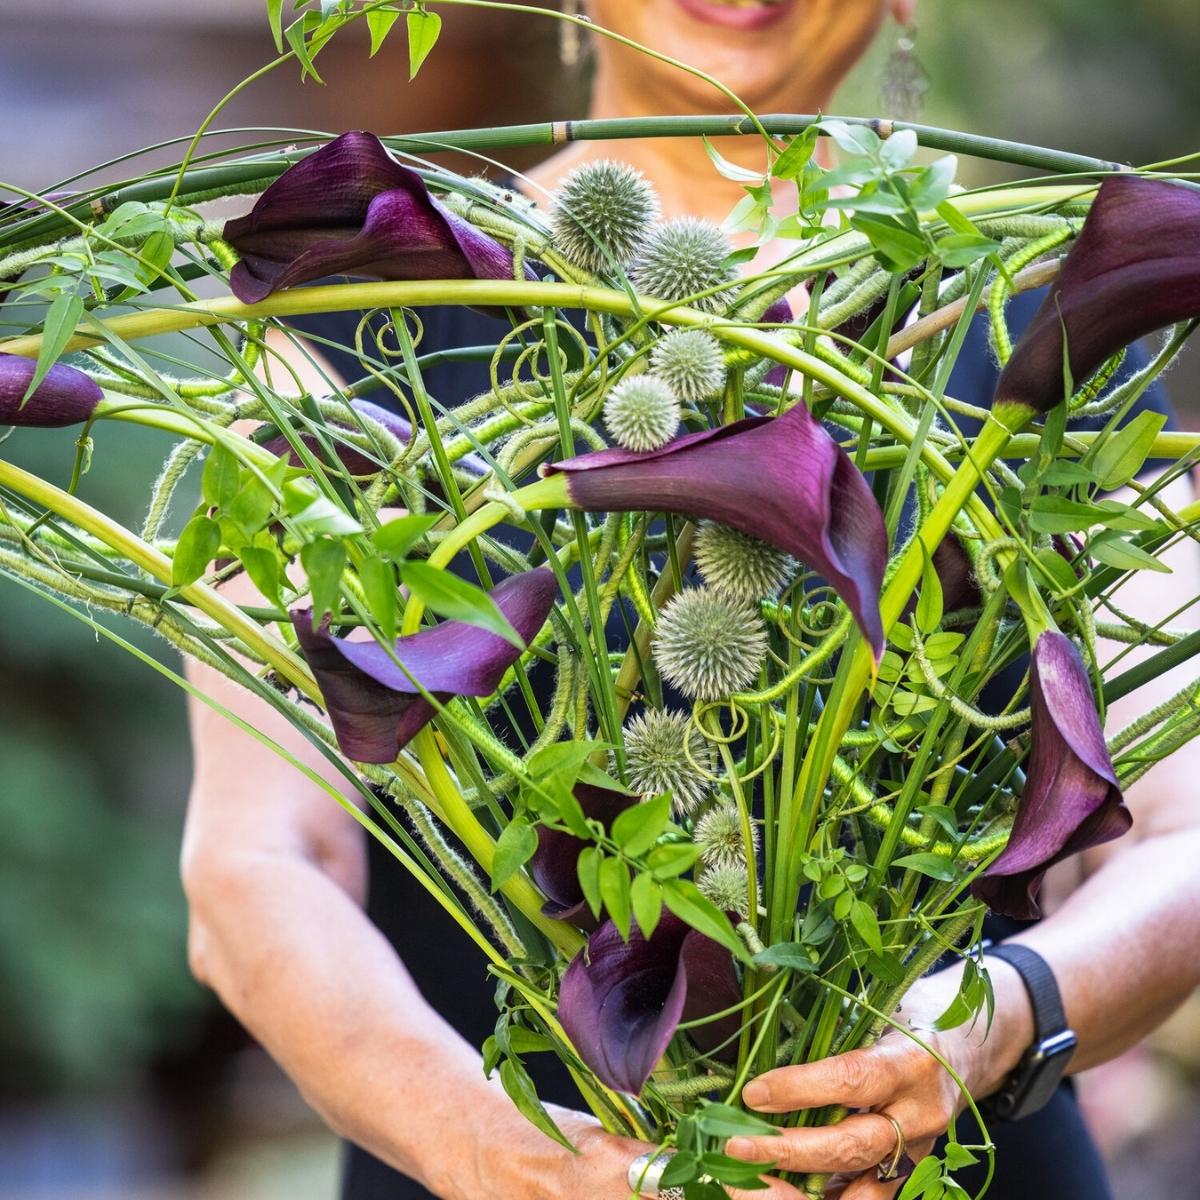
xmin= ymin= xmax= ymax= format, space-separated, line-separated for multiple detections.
xmin=726 ymin=1136 xmax=753 ymax=1160
xmin=742 ymin=1081 xmax=769 ymax=1108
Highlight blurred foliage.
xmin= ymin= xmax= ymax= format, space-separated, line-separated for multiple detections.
xmin=837 ymin=0 xmax=1200 ymax=183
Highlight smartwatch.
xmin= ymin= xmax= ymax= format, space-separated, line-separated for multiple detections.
xmin=978 ymin=942 xmax=1077 ymax=1122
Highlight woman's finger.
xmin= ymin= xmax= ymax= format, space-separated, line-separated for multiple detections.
xmin=726 ymin=1112 xmax=907 ymax=1175
xmin=726 ymin=1177 xmax=811 ymax=1200
xmin=836 ymin=1138 xmax=937 ymax=1200
xmin=741 ymin=1045 xmax=906 ymax=1114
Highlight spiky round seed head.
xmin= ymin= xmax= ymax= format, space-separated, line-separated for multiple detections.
xmin=650 ymin=329 xmax=726 ymax=404
xmin=694 ymin=803 xmax=760 ymax=870
xmin=623 ymin=708 xmax=716 ymax=816
xmin=549 ymin=160 xmax=660 ymax=274
xmin=603 ymin=375 xmax=681 ymax=452
xmin=695 ymin=521 xmax=796 ymax=602
xmin=652 ymin=587 xmax=768 ymax=701
xmin=698 ymin=864 xmax=751 ymax=919
xmin=631 ymin=218 xmax=735 ymax=313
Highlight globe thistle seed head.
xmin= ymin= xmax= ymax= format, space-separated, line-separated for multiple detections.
xmin=698 ymin=864 xmax=751 ymax=920
xmin=631 ymin=218 xmax=736 ymax=313
xmin=549 ymin=160 xmax=659 ymax=274
xmin=652 ymin=587 xmax=768 ymax=701
xmin=650 ymin=329 xmax=726 ymax=404
xmin=623 ymin=708 xmax=715 ymax=816
xmin=695 ymin=521 xmax=796 ymax=602
xmin=694 ymin=803 xmax=760 ymax=870
xmin=603 ymin=375 xmax=681 ymax=452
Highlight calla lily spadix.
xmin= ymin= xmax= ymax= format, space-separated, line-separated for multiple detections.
xmin=995 ymin=175 xmax=1200 ymax=419
xmin=541 ymin=400 xmax=888 ymax=656
xmin=557 ymin=912 xmax=743 ymax=1095
xmin=973 ymin=631 xmax=1131 ymax=920
xmin=530 ymin=782 xmax=638 ymax=928
xmin=224 ymin=131 xmax=532 ymax=306
xmin=292 ymin=567 xmax=558 ymax=764
xmin=0 ymin=354 xmax=101 ymax=428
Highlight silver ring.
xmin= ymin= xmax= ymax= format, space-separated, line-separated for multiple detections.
xmin=627 ymin=1150 xmax=684 ymax=1200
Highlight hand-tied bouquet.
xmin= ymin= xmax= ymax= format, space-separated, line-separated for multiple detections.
xmin=3 ymin=5 xmax=1200 ymax=1197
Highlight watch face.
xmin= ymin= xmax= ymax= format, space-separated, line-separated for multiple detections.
xmin=1010 ymin=1030 xmax=1077 ymax=1120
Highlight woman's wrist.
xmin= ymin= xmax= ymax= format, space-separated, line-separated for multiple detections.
xmin=902 ymin=956 xmax=1036 ymax=1103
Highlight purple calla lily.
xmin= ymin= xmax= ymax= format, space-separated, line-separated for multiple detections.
xmin=224 ymin=131 xmax=530 ymax=305
xmin=557 ymin=913 xmax=743 ymax=1094
xmin=530 ymin=782 xmax=638 ymax=928
xmin=1 ymin=354 xmax=101 ymax=428
xmin=996 ymin=175 xmax=1200 ymax=416
xmin=292 ymin=567 xmax=558 ymax=763
xmin=973 ymin=631 xmax=1131 ymax=919
xmin=543 ymin=400 xmax=888 ymax=655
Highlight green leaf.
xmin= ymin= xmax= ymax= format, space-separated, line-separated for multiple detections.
xmin=406 ymin=9 xmax=442 ymax=80
xmin=1033 ymin=545 xmax=1081 ymax=593
xmin=285 ymin=18 xmax=325 ymax=83
xmin=630 ymin=872 xmax=663 ymax=939
xmin=897 ymin=1154 xmax=942 ymax=1200
xmin=771 ymin=129 xmax=818 ymax=181
xmin=239 ymin=546 xmax=285 ymax=609
xmin=267 ymin=0 xmax=285 ymax=51
xmin=892 ymin=852 xmax=957 ymax=882
xmin=659 ymin=1152 xmax=701 ymax=1188
xmin=528 ymin=740 xmax=610 ymax=785
xmin=695 ymin=1104 xmax=779 ymax=1139
xmin=879 ymin=128 xmax=918 ymax=171
xmin=366 ymin=5 xmax=401 ymax=56
xmin=935 ymin=232 xmax=1002 ymax=268
xmin=358 ymin=554 xmax=399 ymax=640
xmin=505 ymin=1026 xmax=555 ymax=1056
xmin=227 ymin=475 xmax=276 ymax=537
xmin=599 ymin=856 xmax=632 ymax=940
xmin=646 ymin=842 xmax=704 ymax=880
xmin=819 ymin=119 xmax=881 ymax=159
xmin=1029 ymin=496 xmax=1158 ymax=535
xmin=917 ymin=543 xmax=944 ymax=634
xmin=292 ymin=495 xmax=363 ymax=537
xmin=612 ymin=794 xmax=670 ymax=857
xmin=850 ymin=899 xmax=884 ymax=954
xmin=662 ymin=880 xmax=748 ymax=962
xmin=935 ymin=199 xmax=984 ymax=238
xmin=943 ymin=1142 xmax=979 ymax=1170
xmin=201 ymin=443 xmax=242 ymax=510
xmin=908 ymin=155 xmax=957 ymax=210
xmin=136 ymin=228 xmax=175 ymax=287
xmin=22 ymin=292 xmax=84 ymax=408
xmin=492 ymin=817 xmax=538 ymax=891
xmin=703 ymin=136 xmax=764 ymax=183
xmin=372 ymin=513 xmax=438 ymax=560
xmin=399 ymin=562 xmax=522 ymax=648
xmin=172 ymin=515 xmax=220 ymax=587
xmin=1088 ymin=530 xmax=1172 ymax=574
xmin=852 ymin=214 xmax=927 ymax=272
xmin=498 ymin=1060 xmax=575 ymax=1152
xmin=577 ymin=847 xmax=603 ymax=919
xmin=1090 ymin=409 xmax=1168 ymax=490
xmin=300 ymin=539 xmax=346 ymax=626
xmin=752 ymin=942 xmax=817 ymax=973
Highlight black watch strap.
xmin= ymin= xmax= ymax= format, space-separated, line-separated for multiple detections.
xmin=980 ymin=943 xmax=1076 ymax=1122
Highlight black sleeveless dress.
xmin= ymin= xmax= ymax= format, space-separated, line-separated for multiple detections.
xmin=286 ymin=289 xmax=1171 ymax=1200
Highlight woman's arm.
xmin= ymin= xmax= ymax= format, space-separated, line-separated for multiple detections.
xmin=724 ymin=474 xmax=1200 ymax=1196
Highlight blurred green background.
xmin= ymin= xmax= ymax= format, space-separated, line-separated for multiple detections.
xmin=0 ymin=2 xmax=1197 ymax=1196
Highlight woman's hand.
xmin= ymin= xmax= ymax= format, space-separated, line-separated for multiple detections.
xmin=485 ymin=1106 xmax=811 ymax=1200
xmin=724 ymin=961 xmax=1034 ymax=1199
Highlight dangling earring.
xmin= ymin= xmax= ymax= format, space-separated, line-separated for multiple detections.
xmin=560 ymin=0 xmax=583 ymax=69
xmin=880 ymin=23 xmax=929 ymax=120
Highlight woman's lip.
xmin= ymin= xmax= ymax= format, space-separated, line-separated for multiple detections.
xmin=672 ymin=0 xmax=795 ymax=33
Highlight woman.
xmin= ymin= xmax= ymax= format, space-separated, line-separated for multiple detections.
xmin=182 ymin=3 xmax=1200 ymax=1199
